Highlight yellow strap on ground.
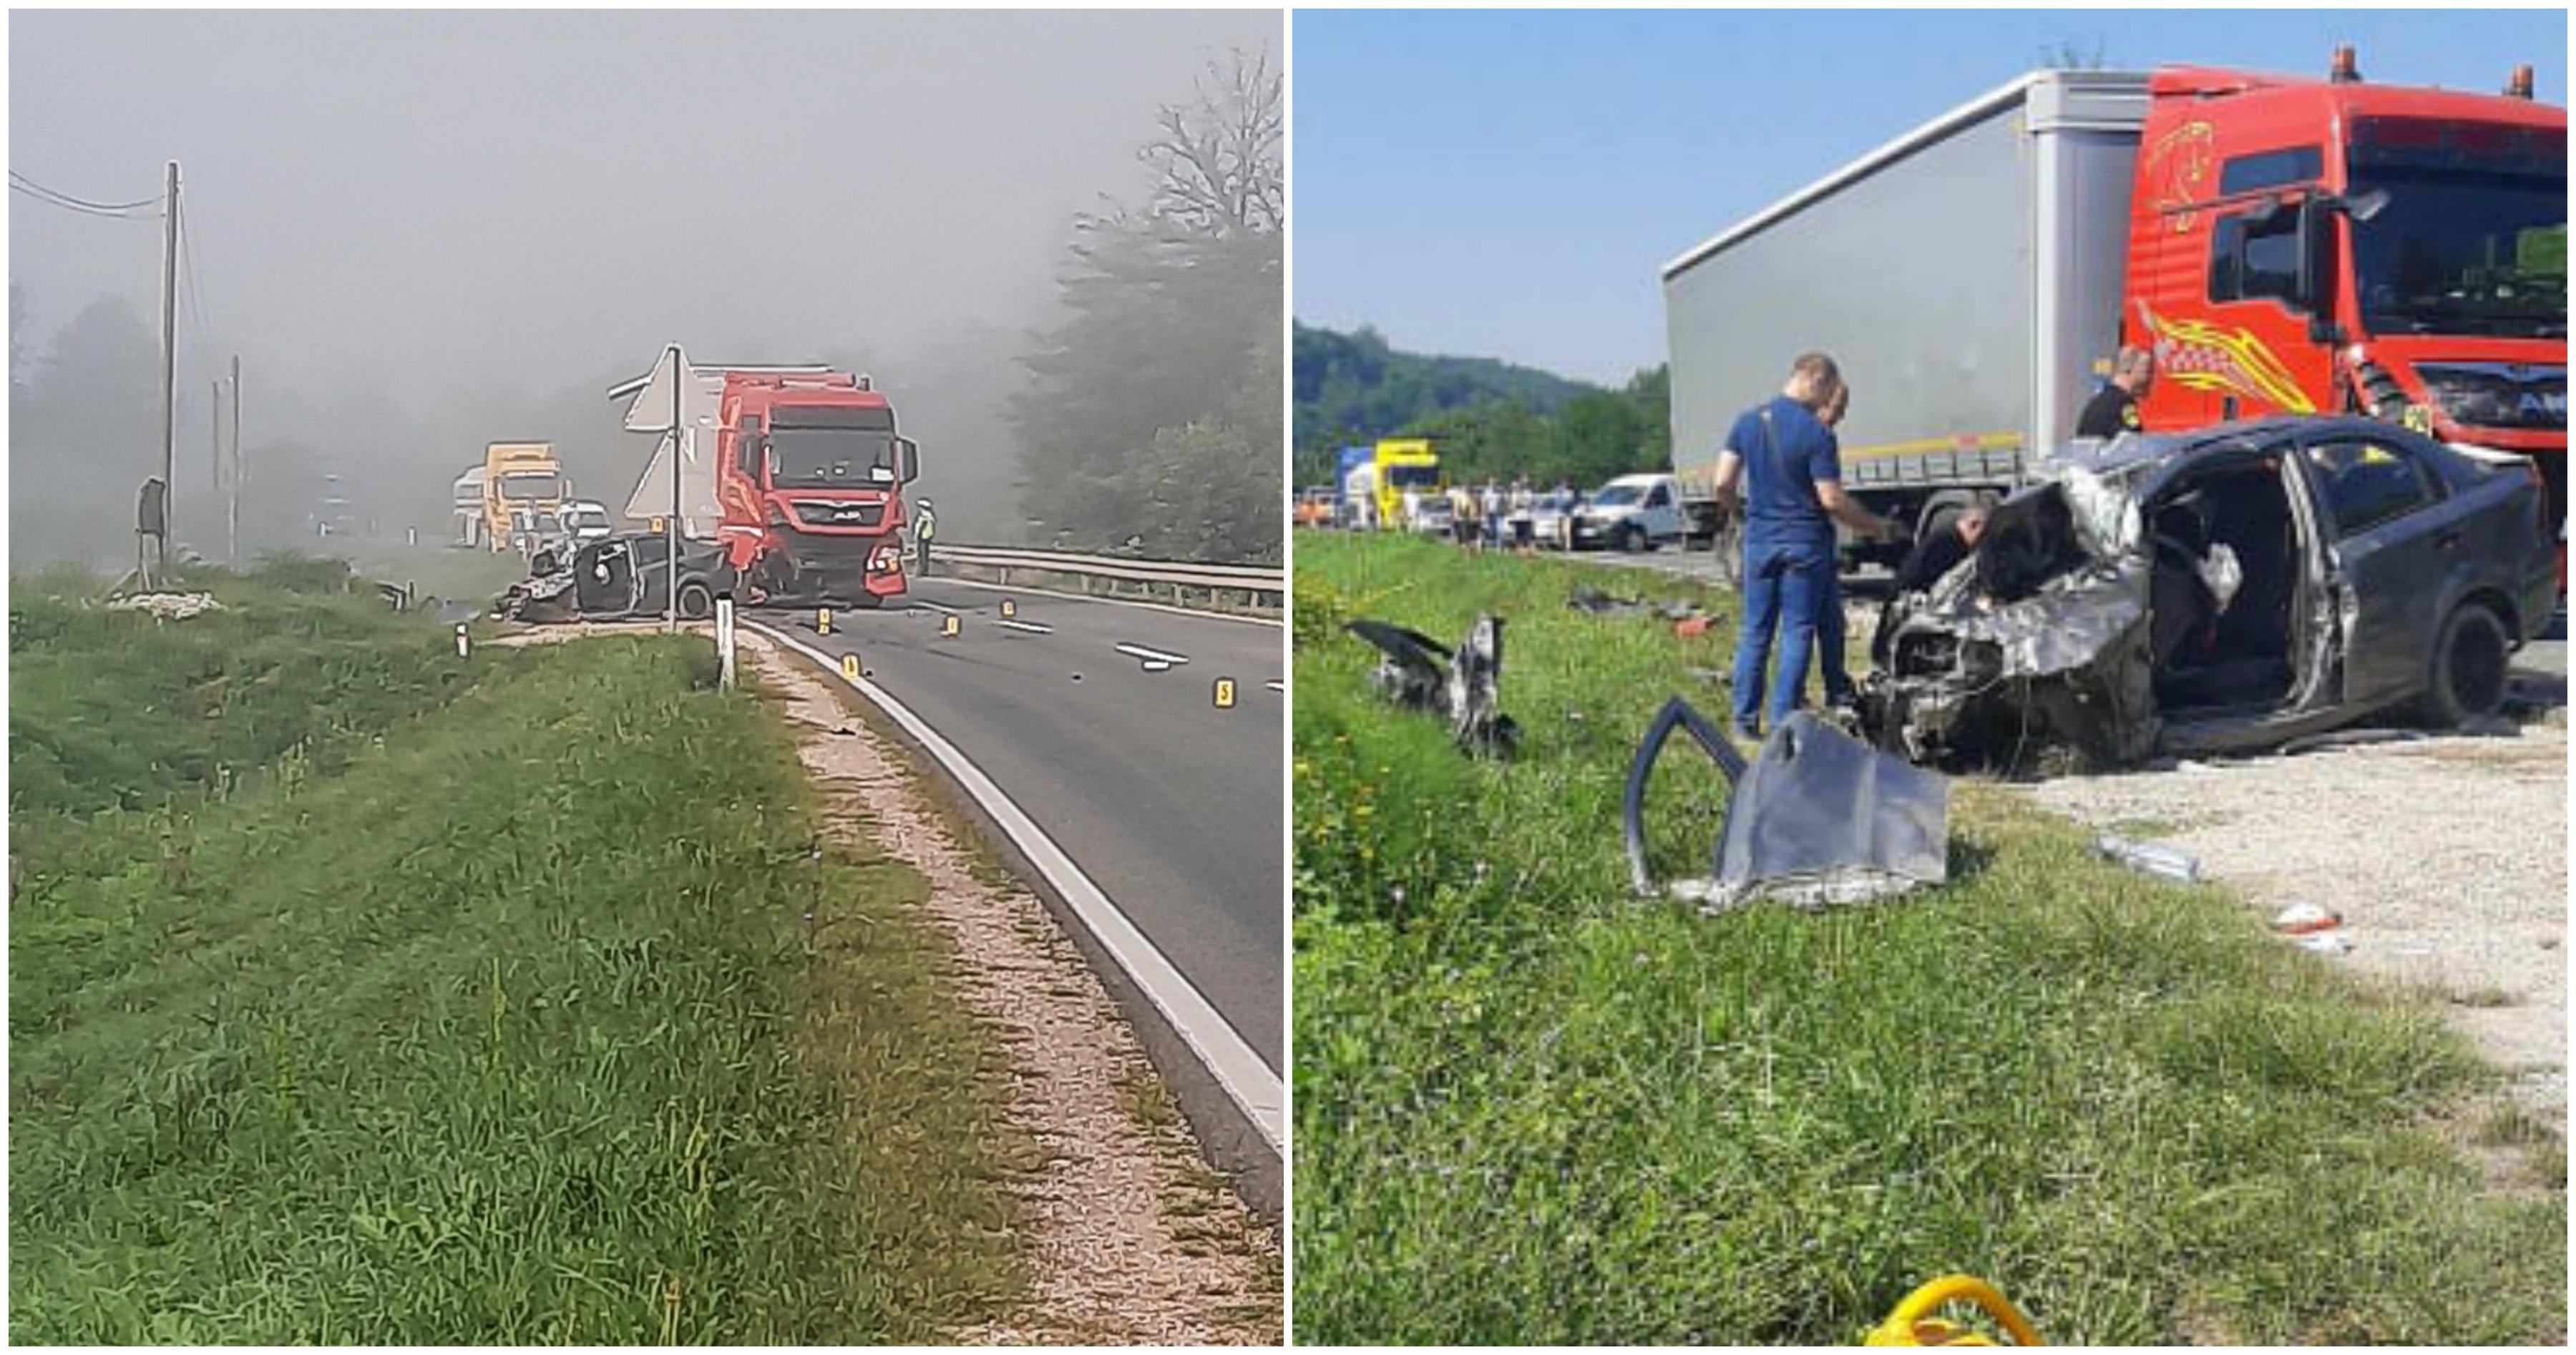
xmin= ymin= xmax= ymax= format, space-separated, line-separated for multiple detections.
xmin=1863 ymin=1275 xmax=2043 ymax=1346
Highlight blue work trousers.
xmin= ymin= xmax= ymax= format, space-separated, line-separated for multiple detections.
xmin=1729 ymin=538 xmax=1850 ymax=733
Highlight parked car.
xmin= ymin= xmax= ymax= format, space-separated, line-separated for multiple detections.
xmin=1294 ymin=486 xmax=1338 ymax=528
xmin=1571 ymin=473 xmax=1694 ymax=552
xmin=1407 ymin=496 xmax=1455 ymax=537
xmin=1864 ymin=416 xmax=2557 ymax=768
xmin=1528 ymin=490 xmax=1578 ymax=549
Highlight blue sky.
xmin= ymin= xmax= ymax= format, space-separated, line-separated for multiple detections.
xmin=1292 ymin=8 xmax=2568 ymax=385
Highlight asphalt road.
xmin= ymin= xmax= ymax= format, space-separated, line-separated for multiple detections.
xmin=761 ymin=579 xmax=1285 ymax=1072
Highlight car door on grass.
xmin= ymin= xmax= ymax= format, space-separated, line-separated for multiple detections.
xmin=2298 ymin=430 xmax=2449 ymax=706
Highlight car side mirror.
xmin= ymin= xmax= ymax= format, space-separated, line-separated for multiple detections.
xmin=895 ymin=436 xmax=919 ymax=485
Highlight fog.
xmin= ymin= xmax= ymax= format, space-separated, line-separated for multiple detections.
xmin=9 ymin=9 xmax=1279 ymax=564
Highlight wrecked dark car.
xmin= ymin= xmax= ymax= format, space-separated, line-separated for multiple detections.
xmin=1865 ymin=416 xmax=2557 ymax=769
xmin=497 ymin=533 xmax=736 ymax=624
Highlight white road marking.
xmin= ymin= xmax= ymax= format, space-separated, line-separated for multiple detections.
xmin=996 ymin=618 xmax=1054 ymax=635
xmin=746 ymin=620 xmax=1283 ymax=1155
xmin=1264 ymin=680 xmax=1284 ymax=692
xmin=927 ymin=576 xmax=1281 ymax=628
xmin=1115 ymin=642 xmax=1191 ymax=667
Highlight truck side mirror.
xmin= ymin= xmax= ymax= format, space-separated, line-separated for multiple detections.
xmin=895 ymin=436 xmax=919 ymax=485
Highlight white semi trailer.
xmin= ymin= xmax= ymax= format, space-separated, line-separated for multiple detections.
xmin=1662 ymin=69 xmax=2152 ymax=565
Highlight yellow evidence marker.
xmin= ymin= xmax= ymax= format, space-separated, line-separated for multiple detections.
xmin=817 ymin=607 xmax=832 ymax=635
xmin=840 ymin=654 xmax=861 ymax=683
xmin=1214 ymin=678 xmax=1236 ymax=709
xmin=942 ymin=612 xmax=961 ymax=637
xmin=1000 ymin=598 xmax=1018 ymax=620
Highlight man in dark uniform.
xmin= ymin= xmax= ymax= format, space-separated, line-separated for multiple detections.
xmin=2076 ymin=346 xmax=2157 ymax=439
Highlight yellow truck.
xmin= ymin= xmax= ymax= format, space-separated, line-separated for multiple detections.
xmin=482 ymin=442 xmax=567 ymax=553
xmin=1365 ymin=438 xmax=1442 ymax=528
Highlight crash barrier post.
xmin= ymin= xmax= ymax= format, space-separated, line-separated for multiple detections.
xmin=715 ymin=595 xmax=736 ymax=690
xmin=923 ymin=544 xmax=1283 ymax=614
xmin=454 ymin=623 xmax=470 ymax=658
xmin=1863 ymin=1275 xmax=2042 ymax=1346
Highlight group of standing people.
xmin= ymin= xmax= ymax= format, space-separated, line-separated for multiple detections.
xmin=1412 ymin=477 xmax=1574 ymax=554
xmin=1711 ymin=346 xmax=2160 ymax=740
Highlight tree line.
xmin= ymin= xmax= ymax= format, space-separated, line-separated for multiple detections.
xmin=1006 ymin=49 xmax=1284 ymax=565
xmin=1292 ymin=323 xmax=1672 ymax=492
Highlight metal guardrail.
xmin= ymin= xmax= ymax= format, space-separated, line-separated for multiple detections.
xmin=930 ymin=544 xmax=1282 ymax=611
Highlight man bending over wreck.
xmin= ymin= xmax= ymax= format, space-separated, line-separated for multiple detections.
xmin=1709 ymin=351 xmax=1901 ymax=738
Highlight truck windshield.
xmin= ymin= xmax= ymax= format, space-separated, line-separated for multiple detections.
xmin=1591 ymin=484 xmax=1644 ymax=508
xmin=1385 ymin=463 xmax=1441 ymax=489
xmin=2351 ymin=167 xmax=2567 ymax=340
xmin=499 ymin=471 xmax=561 ymax=500
xmin=769 ymin=428 xmax=894 ymax=489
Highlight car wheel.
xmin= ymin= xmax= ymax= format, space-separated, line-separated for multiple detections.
xmin=1620 ymin=524 xmax=1646 ymax=553
xmin=675 ymin=581 xmax=714 ymax=620
xmin=2424 ymin=602 xmax=2510 ymax=727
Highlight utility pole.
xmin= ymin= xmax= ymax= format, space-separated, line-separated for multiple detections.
xmin=157 ymin=160 xmax=180 ymax=549
xmin=667 ymin=343 xmax=682 ymax=632
xmin=210 ymin=379 xmax=223 ymax=500
xmin=228 ymin=355 xmax=241 ymax=567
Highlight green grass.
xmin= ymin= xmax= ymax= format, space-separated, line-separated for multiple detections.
xmin=1292 ymin=533 xmax=2564 ymax=1345
xmin=10 ymin=575 xmax=1024 ymax=1342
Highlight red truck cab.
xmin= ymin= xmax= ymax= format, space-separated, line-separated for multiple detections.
xmin=2122 ymin=49 xmax=2567 ymax=578
xmin=713 ymin=371 xmax=919 ymax=605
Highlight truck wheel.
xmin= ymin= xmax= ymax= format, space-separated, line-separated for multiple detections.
xmin=2423 ymin=602 xmax=2509 ymax=727
xmin=675 ymin=581 xmax=714 ymax=621
xmin=1620 ymin=524 xmax=1647 ymax=553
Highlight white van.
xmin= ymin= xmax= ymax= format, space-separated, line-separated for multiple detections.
xmin=1570 ymin=474 xmax=1693 ymax=552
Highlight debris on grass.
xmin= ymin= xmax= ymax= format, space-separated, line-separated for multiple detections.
xmin=104 ymin=591 xmax=225 ymax=620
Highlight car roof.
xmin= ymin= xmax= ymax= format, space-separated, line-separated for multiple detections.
xmin=2054 ymin=414 xmax=2434 ymax=476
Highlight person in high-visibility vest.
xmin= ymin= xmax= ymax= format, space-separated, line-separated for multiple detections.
xmin=913 ymin=499 xmax=937 ymax=578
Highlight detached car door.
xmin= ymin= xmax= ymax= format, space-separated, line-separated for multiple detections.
xmin=2295 ymin=429 xmax=2451 ymax=708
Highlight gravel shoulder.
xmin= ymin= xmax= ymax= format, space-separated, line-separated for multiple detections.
xmin=742 ymin=632 xmax=1280 ymax=1345
xmin=2026 ymin=724 xmax=2567 ymax=1125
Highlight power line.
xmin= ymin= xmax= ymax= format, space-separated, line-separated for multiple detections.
xmin=7 ymin=170 xmax=160 ymax=215
xmin=8 ymin=179 xmax=158 ymax=220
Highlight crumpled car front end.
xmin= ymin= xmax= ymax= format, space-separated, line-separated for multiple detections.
xmin=1862 ymin=476 xmax=2162 ymax=771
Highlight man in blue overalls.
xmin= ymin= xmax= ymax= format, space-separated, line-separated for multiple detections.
xmin=1708 ymin=352 xmax=1901 ymax=738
